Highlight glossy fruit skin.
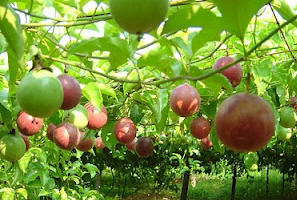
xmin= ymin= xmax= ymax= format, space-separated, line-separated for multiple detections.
xmin=16 ymin=70 xmax=63 ymax=118
xmin=200 ymin=135 xmax=212 ymax=150
xmin=53 ymin=123 xmax=80 ymax=151
xmin=110 ymin=0 xmax=169 ymax=34
xmin=0 ymin=134 xmax=26 ymax=162
xmin=277 ymin=124 xmax=292 ymax=141
xmin=95 ymin=137 xmax=105 ymax=149
xmin=190 ymin=117 xmax=211 ymax=139
xmin=212 ymin=57 xmax=243 ymax=87
xmin=58 ymin=75 xmax=81 ymax=110
xmin=76 ymin=132 xmax=94 ymax=152
xmin=47 ymin=123 xmax=56 ymax=141
xmin=279 ymin=107 xmax=296 ymax=128
xmin=136 ymin=137 xmax=153 ymax=158
xmin=17 ymin=111 xmax=43 ymax=136
xmin=114 ymin=118 xmax=136 ymax=144
xmin=19 ymin=134 xmax=29 ymax=151
xmin=64 ymin=105 xmax=89 ymax=129
xmin=85 ymin=103 xmax=108 ymax=130
xmin=170 ymin=84 xmax=201 ymax=117
xmin=126 ymin=137 xmax=137 ymax=151
xmin=215 ymin=93 xmax=275 ymax=152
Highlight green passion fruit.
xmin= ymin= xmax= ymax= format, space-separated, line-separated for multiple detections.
xmin=63 ymin=104 xmax=89 ymax=129
xmin=279 ymin=107 xmax=297 ymax=128
xmin=110 ymin=0 xmax=169 ymax=34
xmin=276 ymin=124 xmax=292 ymax=141
xmin=16 ymin=70 xmax=63 ymax=118
xmin=0 ymin=134 xmax=26 ymax=162
xmin=244 ymin=152 xmax=259 ymax=169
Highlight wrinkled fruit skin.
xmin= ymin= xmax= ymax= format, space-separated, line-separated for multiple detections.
xmin=212 ymin=57 xmax=243 ymax=87
xmin=64 ymin=104 xmax=89 ymax=129
xmin=47 ymin=123 xmax=56 ymax=141
xmin=95 ymin=137 xmax=105 ymax=149
xmin=17 ymin=111 xmax=43 ymax=136
xmin=136 ymin=137 xmax=153 ymax=158
xmin=277 ymin=124 xmax=292 ymax=141
xmin=85 ymin=103 xmax=108 ymax=130
xmin=20 ymin=134 xmax=29 ymax=151
xmin=76 ymin=132 xmax=94 ymax=152
xmin=200 ymin=135 xmax=212 ymax=150
xmin=110 ymin=0 xmax=169 ymax=34
xmin=53 ymin=123 xmax=79 ymax=150
xmin=126 ymin=138 xmax=137 ymax=151
xmin=190 ymin=117 xmax=211 ymax=139
xmin=16 ymin=70 xmax=63 ymax=118
xmin=279 ymin=107 xmax=296 ymax=128
xmin=215 ymin=93 xmax=275 ymax=152
xmin=114 ymin=118 xmax=136 ymax=144
xmin=170 ymin=83 xmax=201 ymax=117
xmin=0 ymin=134 xmax=26 ymax=162
xmin=58 ymin=75 xmax=81 ymax=110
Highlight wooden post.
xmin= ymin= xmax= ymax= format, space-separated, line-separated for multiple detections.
xmin=266 ymin=165 xmax=269 ymax=198
xmin=231 ymin=161 xmax=237 ymax=200
xmin=180 ymin=170 xmax=190 ymax=200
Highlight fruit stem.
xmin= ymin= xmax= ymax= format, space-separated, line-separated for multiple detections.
xmin=242 ymin=39 xmax=250 ymax=93
xmin=30 ymin=55 xmax=52 ymax=72
xmin=8 ymin=129 xmax=15 ymax=135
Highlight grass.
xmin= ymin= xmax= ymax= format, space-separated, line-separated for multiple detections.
xmin=187 ymin=170 xmax=296 ymax=200
xmin=98 ymin=169 xmax=297 ymax=200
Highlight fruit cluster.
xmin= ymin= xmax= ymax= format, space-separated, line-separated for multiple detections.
xmin=0 ymin=70 xmax=155 ymax=162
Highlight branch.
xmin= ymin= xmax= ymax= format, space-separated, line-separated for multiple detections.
xmin=42 ymin=32 xmax=109 ymax=60
xmin=42 ymin=14 xmax=297 ymax=86
xmin=22 ymin=15 xmax=112 ymax=28
xmin=42 ymin=55 xmax=142 ymax=84
xmin=269 ymin=4 xmax=297 ymax=63
xmin=188 ymin=34 xmax=233 ymax=65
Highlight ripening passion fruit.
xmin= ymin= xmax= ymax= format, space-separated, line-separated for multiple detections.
xmin=170 ymin=83 xmax=201 ymax=117
xmin=215 ymin=93 xmax=275 ymax=152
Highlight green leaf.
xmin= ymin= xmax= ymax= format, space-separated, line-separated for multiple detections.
xmin=0 ymin=188 xmax=15 ymax=200
xmin=53 ymin=0 xmax=78 ymax=16
xmin=84 ymin=163 xmax=99 ymax=178
xmin=16 ymin=188 xmax=27 ymax=199
xmin=68 ymin=37 xmax=131 ymax=68
xmin=98 ymin=83 xmax=117 ymax=100
xmin=0 ymin=1 xmax=24 ymax=92
xmin=101 ymin=121 xmax=118 ymax=150
xmin=272 ymin=0 xmax=297 ymax=28
xmin=162 ymin=6 xmax=224 ymax=34
xmin=210 ymin=125 xmax=224 ymax=154
xmin=129 ymin=104 xmax=143 ymax=124
xmin=211 ymin=0 xmax=270 ymax=39
xmin=196 ymin=72 xmax=232 ymax=98
xmin=82 ymin=82 xmax=103 ymax=110
xmin=138 ymin=47 xmax=182 ymax=77
xmin=192 ymin=28 xmax=221 ymax=54
xmin=7 ymin=48 xmax=18 ymax=95
xmin=60 ymin=187 xmax=67 ymax=200
xmin=0 ymin=1 xmax=23 ymax=60
xmin=0 ymin=103 xmax=11 ymax=127
xmin=123 ymin=70 xmax=139 ymax=95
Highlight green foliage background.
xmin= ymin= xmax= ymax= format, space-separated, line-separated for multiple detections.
xmin=0 ymin=0 xmax=296 ymax=199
